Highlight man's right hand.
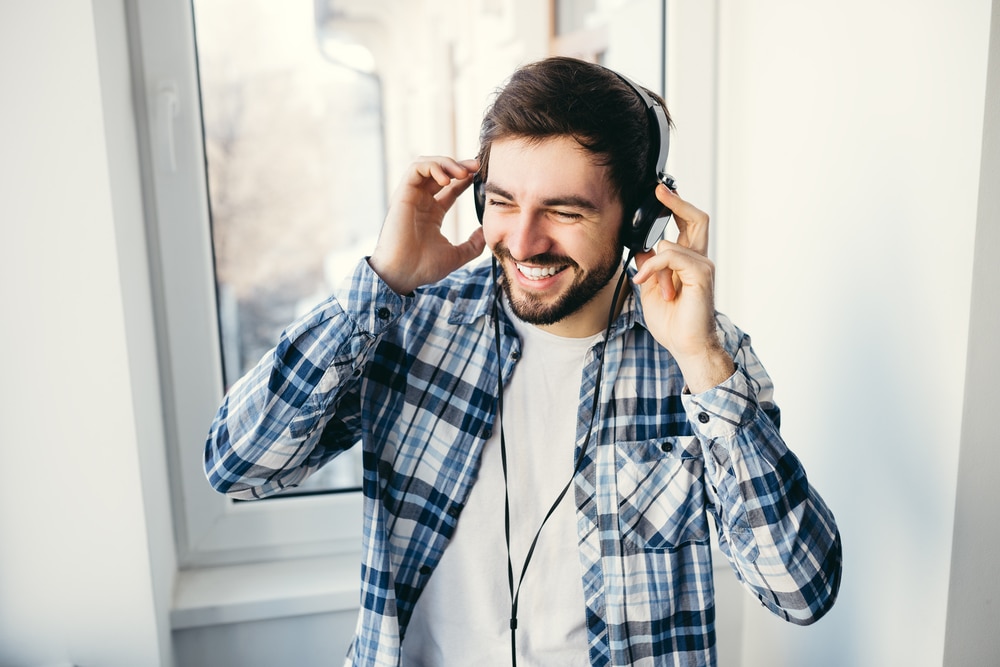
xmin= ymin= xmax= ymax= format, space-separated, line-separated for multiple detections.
xmin=368 ymin=156 xmax=485 ymax=295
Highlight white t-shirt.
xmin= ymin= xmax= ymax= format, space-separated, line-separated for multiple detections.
xmin=401 ymin=302 xmax=602 ymax=666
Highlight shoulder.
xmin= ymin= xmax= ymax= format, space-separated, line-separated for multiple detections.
xmin=409 ymin=258 xmax=495 ymax=326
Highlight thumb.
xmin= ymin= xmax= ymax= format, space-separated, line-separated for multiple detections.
xmin=451 ymin=226 xmax=486 ymax=266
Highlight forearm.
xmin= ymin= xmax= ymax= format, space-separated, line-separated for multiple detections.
xmin=700 ymin=398 xmax=841 ymax=623
xmin=674 ymin=344 xmax=735 ymax=394
xmin=685 ymin=347 xmax=841 ymax=623
xmin=204 ymin=258 xmax=406 ymax=498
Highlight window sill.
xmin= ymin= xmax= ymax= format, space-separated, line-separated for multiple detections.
xmin=170 ymin=539 xmax=732 ymax=630
xmin=170 ymin=552 xmax=360 ymax=630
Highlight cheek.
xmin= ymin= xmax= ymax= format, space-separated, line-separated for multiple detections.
xmin=480 ymin=223 xmax=502 ymax=255
xmin=570 ymin=228 xmax=617 ymax=261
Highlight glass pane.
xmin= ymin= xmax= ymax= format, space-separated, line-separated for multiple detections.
xmin=556 ymin=0 xmax=598 ymax=35
xmin=193 ymin=0 xmax=380 ymax=495
xmin=555 ymin=0 xmax=630 ymax=35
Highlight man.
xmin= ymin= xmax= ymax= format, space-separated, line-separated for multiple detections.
xmin=205 ymin=56 xmax=841 ymax=666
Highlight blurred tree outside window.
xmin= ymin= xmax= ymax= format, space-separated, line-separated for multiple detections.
xmin=193 ymin=0 xmax=383 ymax=495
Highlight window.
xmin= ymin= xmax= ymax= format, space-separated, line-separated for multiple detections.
xmin=131 ymin=0 xmax=669 ymax=568
xmin=551 ymin=0 xmax=665 ymax=96
xmin=131 ymin=0 xmax=366 ymax=566
xmin=195 ymin=0 xmax=384 ymax=496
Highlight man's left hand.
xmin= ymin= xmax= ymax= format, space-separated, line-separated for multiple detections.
xmin=633 ymin=185 xmax=735 ymax=393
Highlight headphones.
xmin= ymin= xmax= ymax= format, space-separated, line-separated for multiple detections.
xmin=473 ymin=69 xmax=675 ymax=253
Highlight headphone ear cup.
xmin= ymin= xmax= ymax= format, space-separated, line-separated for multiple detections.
xmin=473 ymin=175 xmax=486 ymax=224
xmin=623 ymin=191 xmax=671 ymax=252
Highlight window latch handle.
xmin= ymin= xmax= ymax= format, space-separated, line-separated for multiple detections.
xmin=156 ymin=81 xmax=179 ymax=172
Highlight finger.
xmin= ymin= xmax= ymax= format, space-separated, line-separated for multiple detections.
xmin=634 ymin=240 xmax=714 ymax=295
xmin=422 ymin=161 xmax=458 ymax=190
xmin=434 ymin=170 xmax=476 ymax=210
xmin=451 ymin=226 xmax=486 ymax=265
xmin=633 ymin=239 xmax=692 ymax=283
xmin=633 ymin=247 xmax=654 ymax=274
xmin=646 ymin=269 xmax=680 ymax=301
xmin=656 ymin=185 xmax=710 ymax=256
xmin=457 ymin=158 xmax=480 ymax=173
xmin=435 ymin=156 xmax=479 ymax=180
xmin=408 ymin=157 xmax=476 ymax=193
xmin=635 ymin=252 xmax=677 ymax=300
xmin=656 ymin=267 xmax=678 ymax=301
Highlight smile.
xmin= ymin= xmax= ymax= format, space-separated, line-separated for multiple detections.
xmin=515 ymin=263 xmax=566 ymax=280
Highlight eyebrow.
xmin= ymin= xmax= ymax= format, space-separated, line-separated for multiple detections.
xmin=485 ymin=182 xmax=600 ymax=212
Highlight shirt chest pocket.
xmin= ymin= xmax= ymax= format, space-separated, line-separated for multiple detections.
xmin=615 ymin=436 xmax=709 ymax=553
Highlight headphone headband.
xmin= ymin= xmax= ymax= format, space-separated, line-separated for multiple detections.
xmin=609 ymin=70 xmax=675 ymax=253
xmin=611 ymin=71 xmax=671 ymax=184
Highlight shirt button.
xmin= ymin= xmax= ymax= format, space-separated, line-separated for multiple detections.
xmin=698 ymin=412 xmax=710 ymax=424
xmin=511 ymin=350 xmax=520 ymax=361
xmin=419 ymin=565 xmax=432 ymax=576
xmin=376 ymin=307 xmax=391 ymax=320
xmin=482 ymin=428 xmax=493 ymax=439
xmin=660 ymin=441 xmax=674 ymax=453
xmin=446 ymin=505 xmax=462 ymax=518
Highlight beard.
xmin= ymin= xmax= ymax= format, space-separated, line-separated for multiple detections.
xmin=493 ymin=242 xmax=622 ymax=326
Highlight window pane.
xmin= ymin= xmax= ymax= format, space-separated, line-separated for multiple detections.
xmin=193 ymin=0 xmax=380 ymax=495
xmin=555 ymin=0 xmax=630 ymax=35
xmin=556 ymin=0 xmax=598 ymax=35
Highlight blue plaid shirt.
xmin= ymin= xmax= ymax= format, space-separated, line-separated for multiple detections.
xmin=205 ymin=258 xmax=841 ymax=666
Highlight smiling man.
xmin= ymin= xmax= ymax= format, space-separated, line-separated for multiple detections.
xmin=486 ymin=135 xmax=625 ymax=334
xmin=205 ymin=56 xmax=842 ymax=666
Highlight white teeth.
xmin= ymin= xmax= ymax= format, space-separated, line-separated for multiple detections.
xmin=516 ymin=263 xmax=561 ymax=280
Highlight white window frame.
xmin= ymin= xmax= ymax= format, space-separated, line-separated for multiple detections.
xmin=128 ymin=0 xmax=712 ymax=576
xmin=129 ymin=0 xmax=362 ymax=568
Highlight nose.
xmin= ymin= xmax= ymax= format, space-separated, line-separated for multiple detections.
xmin=500 ymin=209 xmax=552 ymax=261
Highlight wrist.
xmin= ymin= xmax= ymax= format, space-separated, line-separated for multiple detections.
xmin=367 ymin=255 xmax=414 ymax=296
xmin=676 ymin=346 xmax=735 ymax=394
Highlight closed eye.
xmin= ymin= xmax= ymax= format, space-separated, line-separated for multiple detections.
xmin=551 ymin=209 xmax=584 ymax=222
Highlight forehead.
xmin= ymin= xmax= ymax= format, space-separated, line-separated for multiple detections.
xmin=487 ymin=136 xmax=618 ymax=206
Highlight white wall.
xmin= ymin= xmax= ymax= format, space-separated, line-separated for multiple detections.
xmin=0 ymin=1 xmax=175 ymax=665
xmin=944 ymin=0 xmax=1000 ymax=663
xmin=672 ymin=1 xmax=994 ymax=665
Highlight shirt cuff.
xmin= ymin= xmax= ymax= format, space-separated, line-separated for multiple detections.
xmin=681 ymin=366 xmax=758 ymax=439
xmin=338 ymin=258 xmax=410 ymax=335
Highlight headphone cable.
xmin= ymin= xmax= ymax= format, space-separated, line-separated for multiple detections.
xmin=491 ymin=251 xmax=636 ymax=666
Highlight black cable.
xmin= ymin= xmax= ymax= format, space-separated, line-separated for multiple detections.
xmin=492 ymin=251 xmax=636 ymax=666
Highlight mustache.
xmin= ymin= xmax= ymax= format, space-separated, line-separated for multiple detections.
xmin=492 ymin=243 xmax=577 ymax=269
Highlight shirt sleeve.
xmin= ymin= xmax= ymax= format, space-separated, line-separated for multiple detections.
xmin=204 ymin=258 xmax=408 ymax=499
xmin=681 ymin=321 xmax=843 ymax=625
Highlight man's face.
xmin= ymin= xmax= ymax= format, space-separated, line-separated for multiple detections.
xmin=481 ymin=135 xmax=624 ymax=337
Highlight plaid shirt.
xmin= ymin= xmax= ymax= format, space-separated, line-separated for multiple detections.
xmin=205 ymin=258 xmax=841 ymax=666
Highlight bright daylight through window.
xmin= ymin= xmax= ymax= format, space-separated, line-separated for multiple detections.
xmin=193 ymin=0 xmax=384 ymax=496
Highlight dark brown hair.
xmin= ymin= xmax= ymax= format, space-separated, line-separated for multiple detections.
xmin=476 ymin=56 xmax=671 ymax=215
